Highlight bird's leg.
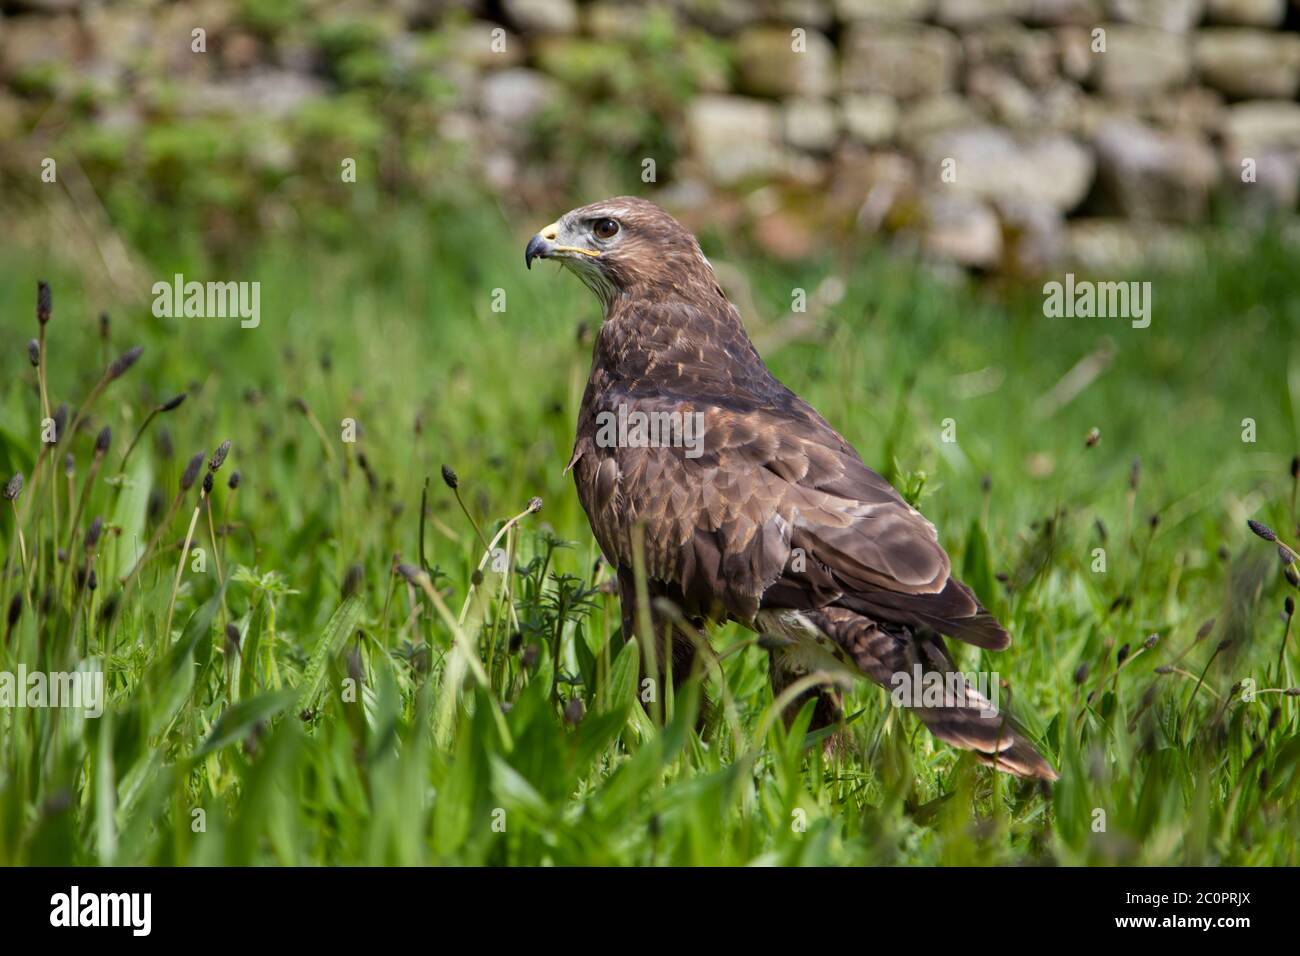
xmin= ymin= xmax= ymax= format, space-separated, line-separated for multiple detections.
xmin=616 ymin=567 xmax=708 ymax=723
xmin=766 ymin=643 xmax=845 ymax=734
xmin=753 ymin=611 xmax=849 ymax=735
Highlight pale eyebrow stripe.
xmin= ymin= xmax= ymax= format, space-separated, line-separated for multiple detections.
xmin=580 ymin=205 xmax=634 ymax=221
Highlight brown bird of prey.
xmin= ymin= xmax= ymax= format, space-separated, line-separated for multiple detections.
xmin=525 ymin=197 xmax=1056 ymax=780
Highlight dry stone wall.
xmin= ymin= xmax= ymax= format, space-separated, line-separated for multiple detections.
xmin=3 ymin=0 xmax=1298 ymax=272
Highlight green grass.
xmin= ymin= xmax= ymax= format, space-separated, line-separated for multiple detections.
xmin=1 ymin=200 xmax=1298 ymax=865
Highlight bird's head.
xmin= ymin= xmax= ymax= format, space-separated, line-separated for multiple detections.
xmin=525 ymin=197 xmax=715 ymax=308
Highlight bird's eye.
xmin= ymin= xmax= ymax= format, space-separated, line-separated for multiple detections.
xmin=593 ymin=218 xmax=619 ymax=240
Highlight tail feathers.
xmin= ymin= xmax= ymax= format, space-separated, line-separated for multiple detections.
xmin=811 ymin=607 xmax=1058 ymax=782
xmin=913 ymin=702 xmax=1059 ymax=781
xmin=971 ymin=735 xmax=1059 ymax=780
xmin=841 ymin=577 xmax=1011 ymax=651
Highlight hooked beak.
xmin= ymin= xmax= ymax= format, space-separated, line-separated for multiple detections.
xmin=524 ymin=220 xmax=601 ymax=270
xmin=525 ymin=220 xmax=561 ymax=270
xmin=525 ymin=233 xmax=551 ymax=270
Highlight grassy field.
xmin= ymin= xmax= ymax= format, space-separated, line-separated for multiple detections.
xmin=1 ymin=200 xmax=1298 ymax=865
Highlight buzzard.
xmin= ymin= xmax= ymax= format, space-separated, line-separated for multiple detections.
xmin=525 ymin=197 xmax=1056 ymax=780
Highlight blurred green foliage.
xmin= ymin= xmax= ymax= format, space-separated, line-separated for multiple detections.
xmin=532 ymin=11 xmax=729 ymax=189
xmin=2 ymin=8 xmax=737 ymax=265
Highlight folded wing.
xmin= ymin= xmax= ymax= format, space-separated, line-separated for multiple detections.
xmin=572 ymin=390 xmax=1008 ymax=650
